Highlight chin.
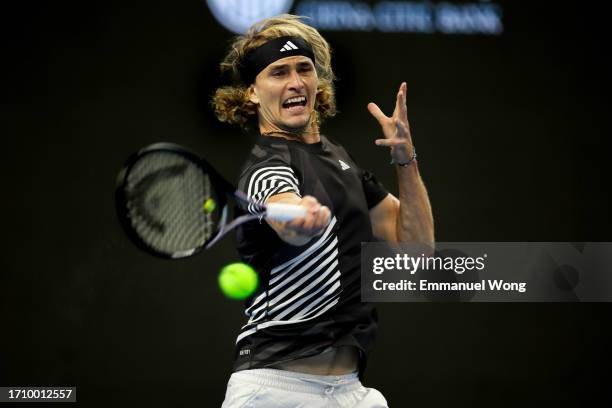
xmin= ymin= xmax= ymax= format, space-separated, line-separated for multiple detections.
xmin=282 ymin=115 xmax=311 ymax=131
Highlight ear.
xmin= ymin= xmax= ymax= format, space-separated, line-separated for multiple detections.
xmin=247 ymin=85 xmax=259 ymax=105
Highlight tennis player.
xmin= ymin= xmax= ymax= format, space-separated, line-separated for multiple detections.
xmin=212 ymin=14 xmax=434 ymax=407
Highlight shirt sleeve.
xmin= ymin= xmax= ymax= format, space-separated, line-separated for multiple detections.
xmin=240 ymin=160 xmax=302 ymax=215
xmin=361 ymin=169 xmax=389 ymax=209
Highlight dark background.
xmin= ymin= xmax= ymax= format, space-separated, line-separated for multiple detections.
xmin=2 ymin=0 xmax=611 ymax=406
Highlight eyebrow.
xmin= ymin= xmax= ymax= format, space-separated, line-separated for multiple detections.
xmin=268 ymin=60 xmax=313 ymax=71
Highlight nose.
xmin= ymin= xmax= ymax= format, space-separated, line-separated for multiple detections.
xmin=287 ymin=69 xmax=305 ymax=91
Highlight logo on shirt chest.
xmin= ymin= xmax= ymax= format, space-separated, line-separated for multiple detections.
xmin=338 ymin=159 xmax=351 ymax=171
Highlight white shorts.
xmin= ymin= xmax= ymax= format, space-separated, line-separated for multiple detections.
xmin=221 ymin=368 xmax=389 ymax=408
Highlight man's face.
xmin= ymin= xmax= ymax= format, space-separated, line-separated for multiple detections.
xmin=249 ymin=56 xmax=318 ymax=132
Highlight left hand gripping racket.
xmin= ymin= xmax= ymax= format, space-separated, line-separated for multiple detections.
xmin=116 ymin=143 xmax=306 ymax=258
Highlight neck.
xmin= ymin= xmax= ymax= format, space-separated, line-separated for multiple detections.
xmin=259 ymin=118 xmax=321 ymax=144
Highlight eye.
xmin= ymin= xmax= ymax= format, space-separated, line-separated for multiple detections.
xmin=298 ymin=65 xmax=313 ymax=73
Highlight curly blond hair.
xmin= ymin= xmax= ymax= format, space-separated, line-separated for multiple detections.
xmin=211 ymin=15 xmax=337 ymax=130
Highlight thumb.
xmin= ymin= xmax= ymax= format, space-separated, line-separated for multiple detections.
xmin=375 ymin=139 xmax=404 ymax=147
xmin=367 ymin=102 xmax=387 ymax=124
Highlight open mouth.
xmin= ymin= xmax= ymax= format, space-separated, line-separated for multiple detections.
xmin=282 ymin=96 xmax=307 ymax=110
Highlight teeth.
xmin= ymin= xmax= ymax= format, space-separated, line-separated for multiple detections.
xmin=284 ymin=96 xmax=306 ymax=105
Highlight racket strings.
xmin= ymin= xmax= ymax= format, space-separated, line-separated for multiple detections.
xmin=124 ymin=152 xmax=215 ymax=254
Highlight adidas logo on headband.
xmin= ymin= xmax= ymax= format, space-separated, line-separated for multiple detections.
xmin=239 ymin=36 xmax=315 ymax=85
xmin=280 ymin=40 xmax=299 ymax=52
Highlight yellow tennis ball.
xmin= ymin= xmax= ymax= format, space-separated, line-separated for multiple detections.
xmin=203 ymin=198 xmax=216 ymax=213
xmin=218 ymin=263 xmax=258 ymax=300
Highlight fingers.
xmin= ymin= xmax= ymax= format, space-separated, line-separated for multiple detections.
xmin=288 ymin=196 xmax=331 ymax=236
xmin=301 ymin=199 xmax=322 ymax=230
xmin=393 ymin=82 xmax=407 ymax=115
xmin=375 ymin=138 xmax=405 ymax=147
xmin=303 ymin=203 xmax=331 ymax=232
xmin=393 ymin=89 xmax=401 ymax=117
xmin=370 ymin=82 xmax=408 ymax=123
xmin=374 ymin=119 xmax=409 ymax=146
xmin=394 ymin=83 xmax=407 ymax=120
xmin=400 ymin=82 xmax=408 ymax=119
xmin=311 ymin=205 xmax=331 ymax=233
xmin=367 ymin=102 xmax=387 ymax=124
xmin=369 ymin=83 xmax=410 ymax=145
xmin=300 ymin=195 xmax=319 ymax=209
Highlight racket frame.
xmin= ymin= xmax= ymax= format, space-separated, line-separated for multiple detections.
xmin=115 ymin=142 xmax=232 ymax=259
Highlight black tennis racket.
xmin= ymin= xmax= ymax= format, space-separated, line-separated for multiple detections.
xmin=115 ymin=143 xmax=305 ymax=258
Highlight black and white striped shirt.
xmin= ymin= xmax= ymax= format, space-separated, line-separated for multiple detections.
xmin=233 ymin=135 xmax=388 ymax=377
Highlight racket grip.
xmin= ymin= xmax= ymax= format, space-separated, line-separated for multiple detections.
xmin=265 ymin=203 xmax=307 ymax=221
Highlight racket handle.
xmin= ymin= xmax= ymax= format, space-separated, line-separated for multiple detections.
xmin=265 ymin=203 xmax=307 ymax=221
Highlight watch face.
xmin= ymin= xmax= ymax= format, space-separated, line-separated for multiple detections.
xmin=207 ymin=0 xmax=295 ymax=34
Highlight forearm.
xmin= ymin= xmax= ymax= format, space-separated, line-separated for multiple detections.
xmin=395 ymin=161 xmax=434 ymax=246
xmin=368 ymin=81 xmax=434 ymax=245
xmin=266 ymin=195 xmax=311 ymax=246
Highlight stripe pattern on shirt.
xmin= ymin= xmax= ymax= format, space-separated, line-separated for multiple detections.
xmin=246 ymin=166 xmax=301 ymax=214
xmin=236 ymin=216 xmax=342 ymax=345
